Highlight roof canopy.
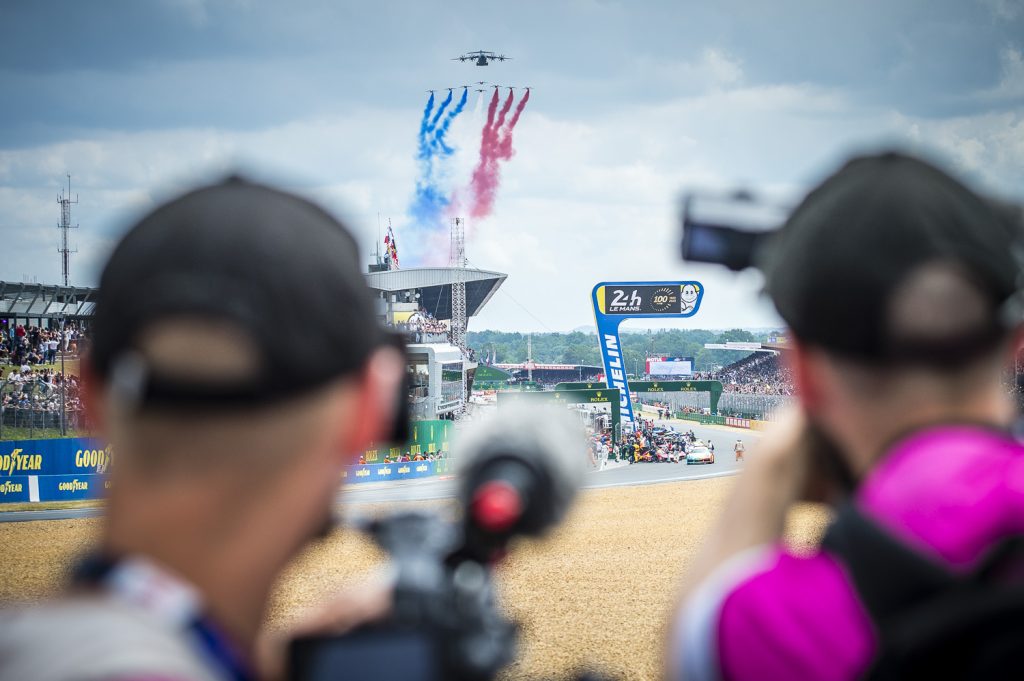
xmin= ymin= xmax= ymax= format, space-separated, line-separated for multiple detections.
xmin=364 ymin=266 xmax=507 ymax=321
xmin=0 ymin=281 xmax=97 ymax=320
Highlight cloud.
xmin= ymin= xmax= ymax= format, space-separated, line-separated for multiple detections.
xmin=2 ymin=0 xmax=1023 ymax=332
xmin=984 ymin=46 xmax=1024 ymax=100
xmin=978 ymin=0 xmax=1024 ymax=20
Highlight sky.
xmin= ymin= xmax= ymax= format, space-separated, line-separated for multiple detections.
xmin=1 ymin=0 xmax=1022 ymax=333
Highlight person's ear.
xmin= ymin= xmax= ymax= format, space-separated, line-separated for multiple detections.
xmin=341 ymin=347 xmax=405 ymax=459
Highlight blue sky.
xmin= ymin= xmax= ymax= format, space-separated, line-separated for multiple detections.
xmin=1 ymin=0 xmax=1022 ymax=331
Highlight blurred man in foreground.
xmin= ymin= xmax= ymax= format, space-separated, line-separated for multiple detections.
xmin=0 ymin=177 xmax=404 ymax=680
xmin=672 ymin=153 xmax=1024 ymax=680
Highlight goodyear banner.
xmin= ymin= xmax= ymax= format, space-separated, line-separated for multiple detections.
xmin=1 ymin=436 xmax=453 ymax=504
xmin=342 ymin=458 xmax=451 ymax=484
xmin=1 ymin=437 xmax=109 ymax=477
xmin=0 ymin=476 xmax=32 ymax=502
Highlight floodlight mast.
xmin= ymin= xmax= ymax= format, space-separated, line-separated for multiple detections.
xmin=57 ymin=174 xmax=78 ymax=287
xmin=450 ymin=217 xmax=469 ymax=415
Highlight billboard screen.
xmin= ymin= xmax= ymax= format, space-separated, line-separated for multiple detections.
xmin=646 ymin=357 xmax=694 ymax=376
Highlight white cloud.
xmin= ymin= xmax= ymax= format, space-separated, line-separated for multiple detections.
xmin=987 ymin=46 xmax=1024 ymax=100
xmin=2 ymin=51 xmax=1022 ymax=332
xmin=978 ymin=0 xmax=1024 ymax=20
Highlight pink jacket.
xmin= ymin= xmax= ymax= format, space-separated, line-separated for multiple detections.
xmin=675 ymin=426 xmax=1024 ymax=681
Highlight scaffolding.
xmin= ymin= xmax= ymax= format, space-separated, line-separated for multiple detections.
xmin=449 ymin=217 xmax=468 ymax=352
xmin=449 ymin=217 xmax=469 ymax=415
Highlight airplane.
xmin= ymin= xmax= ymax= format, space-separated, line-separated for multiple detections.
xmin=453 ymin=50 xmax=512 ymax=66
xmin=475 ymin=81 xmax=487 ymax=85
xmin=475 ymin=89 xmax=486 ymax=93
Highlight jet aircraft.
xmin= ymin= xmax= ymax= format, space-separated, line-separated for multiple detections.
xmin=453 ymin=50 xmax=511 ymax=66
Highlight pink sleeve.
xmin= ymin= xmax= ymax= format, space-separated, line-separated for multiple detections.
xmin=717 ymin=550 xmax=876 ymax=681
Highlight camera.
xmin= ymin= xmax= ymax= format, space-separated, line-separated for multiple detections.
xmin=288 ymin=405 xmax=591 ymax=681
xmin=680 ymin=190 xmax=791 ymax=271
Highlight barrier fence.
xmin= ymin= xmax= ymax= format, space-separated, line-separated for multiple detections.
xmin=639 ymin=391 xmax=794 ymax=422
xmin=2 ymin=426 xmax=456 ymax=504
xmin=1 ymin=377 xmax=92 ymax=440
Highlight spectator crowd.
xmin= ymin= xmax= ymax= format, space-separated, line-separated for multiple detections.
xmin=712 ymin=354 xmax=794 ymax=396
xmin=1 ymin=367 xmax=84 ymax=415
xmin=1 ymin=322 xmax=89 ymax=421
xmin=1 ymin=322 xmax=88 ymax=367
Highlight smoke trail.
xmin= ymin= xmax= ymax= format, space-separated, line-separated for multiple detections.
xmin=468 ymin=89 xmax=529 ymax=220
xmin=430 ymin=89 xmax=453 ymax=129
xmin=416 ymin=92 xmax=436 ymax=159
xmin=496 ymin=89 xmax=530 ymax=159
xmin=409 ymin=91 xmax=450 ymax=239
xmin=406 ymin=88 xmax=473 ymax=264
xmin=466 ymin=90 xmax=501 ymax=220
xmin=492 ymin=88 xmax=516 ymax=134
xmin=432 ymin=87 xmax=469 ymax=156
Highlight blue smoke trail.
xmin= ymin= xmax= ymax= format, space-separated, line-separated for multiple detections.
xmin=429 ymin=89 xmax=453 ymax=129
xmin=417 ymin=92 xmax=436 ymax=160
xmin=409 ymin=91 xmax=451 ymax=246
xmin=407 ymin=89 xmax=471 ymax=263
xmin=431 ymin=87 xmax=469 ymax=156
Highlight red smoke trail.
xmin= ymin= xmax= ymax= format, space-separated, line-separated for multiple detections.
xmin=496 ymin=89 xmax=530 ymax=159
xmin=469 ymin=89 xmax=528 ymax=220
xmin=492 ymin=89 xmax=516 ymax=134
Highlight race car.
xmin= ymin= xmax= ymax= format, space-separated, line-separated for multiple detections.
xmin=686 ymin=444 xmax=715 ymax=465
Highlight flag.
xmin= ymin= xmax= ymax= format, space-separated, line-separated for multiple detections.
xmin=387 ymin=225 xmax=400 ymax=269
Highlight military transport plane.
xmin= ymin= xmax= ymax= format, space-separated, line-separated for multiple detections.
xmin=453 ymin=50 xmax=511 ymax=66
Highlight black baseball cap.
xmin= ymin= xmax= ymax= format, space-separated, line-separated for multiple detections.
xmin=760 ymin=151 xmax=1023 ymax=365
xmin=90 ymin=175 xmax=387 ymax=410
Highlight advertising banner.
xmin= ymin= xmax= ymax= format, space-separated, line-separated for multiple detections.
xmin=0 ymin=476 xmax=31 ymax=502
xmin=591 ymin=281 xmax=704 ymax=429
xmin=37 ymin=474 xmax=105 ymax=502
xmin=1 ymin=435 xmax=454 ymax=505
xmin=645 ymin=357 xmax=694 ymax=376
xmin=364 ymin=419 xmax=453 ymax=463
xmin=342 ymin=458 xmax=451 ymax=484
xmin=0 ymin=438 xmax=109 ymax=477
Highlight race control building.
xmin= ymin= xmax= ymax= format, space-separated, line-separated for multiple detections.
xmin=364 ymin=266 xmax=507 ymax=418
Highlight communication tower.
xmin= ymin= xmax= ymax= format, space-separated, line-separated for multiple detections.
xmin=57 ymin=174 xmax=78 ymax=287
xmin=449 ymin=217 xmax=468 ymax=351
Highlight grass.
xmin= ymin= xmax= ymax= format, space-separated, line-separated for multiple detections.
xmin=1 ymin=359 xmax=81 ymax=381
xmin=0 ymin=479 xmax=832 ymax=680
xmin=1 ymin=359 xmax=88 ymax=441
xmin=0 ymin=427 xmax=93 ymax=441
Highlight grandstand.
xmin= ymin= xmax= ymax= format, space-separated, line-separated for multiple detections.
xmin=365 ymin=266 xmax=507 ymax=418
xmin=364 ymin=267 xmax=506 ymax=324
xmin=493 ymin=362 xmax=603 ymax=386
xmin=0 ymin=281 xmax=96 ymax=324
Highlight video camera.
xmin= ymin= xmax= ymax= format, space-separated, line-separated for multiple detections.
xmin=288 ymin=405 xmax=595 ymax=681
xmin=679 ymin=190 xmax=791 ymax=272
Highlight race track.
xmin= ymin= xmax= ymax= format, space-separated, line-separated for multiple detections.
xmin=0 ymin=420 xmax=759 ymax=523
